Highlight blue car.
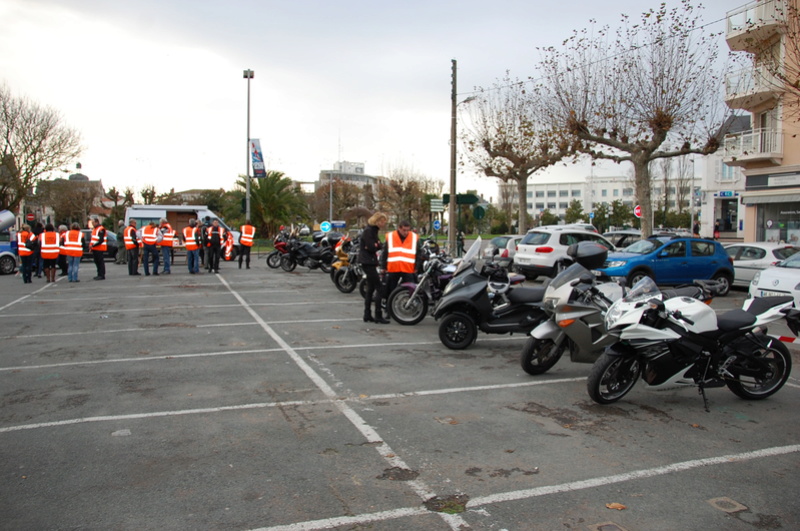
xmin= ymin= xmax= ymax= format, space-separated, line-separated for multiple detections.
xmin=595 ymin=236 xmax=735 ymax=296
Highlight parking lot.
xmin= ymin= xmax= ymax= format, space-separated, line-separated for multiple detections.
xmin=1 ymin=253 xmax=799 ymax=530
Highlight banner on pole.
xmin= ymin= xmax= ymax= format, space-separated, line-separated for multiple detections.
xmin=250 ymin=139 xmax=266 ymax=178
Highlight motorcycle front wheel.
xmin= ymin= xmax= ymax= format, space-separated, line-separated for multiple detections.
xmin=266 ymin=251 xmax=281 ymax=269
xmin=726 ymin=339 xmax=792 ymax=400
xmin=387 ymin=287 xmax=428 ymax=326
xmin=587 ymin=352 xmax=641 ymax=404
xmin=438 ymin=312 xmax=477 ymax=350
xmin=334 ymin=268 xmax=357 ymax=294
xmin=520 ymin=336 xmax=566 ymax=375
xmin=280 ymin=255 xmax=297 ymax=272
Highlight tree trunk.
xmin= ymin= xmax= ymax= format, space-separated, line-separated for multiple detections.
xmin=516 ymin=177 xmax=528 ymax=235
xmin=632 ymin=154 xmax=653 ymax=238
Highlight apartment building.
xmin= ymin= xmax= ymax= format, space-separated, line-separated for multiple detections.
xmin=724 ymin=0 xmax=800 ymax=244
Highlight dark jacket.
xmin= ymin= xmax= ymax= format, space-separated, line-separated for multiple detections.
xmin=358 ymin=224 xmax=382 ymax=266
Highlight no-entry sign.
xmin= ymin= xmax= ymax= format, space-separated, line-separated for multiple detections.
xmin=634 ymin=205 xmax=642 ymax=218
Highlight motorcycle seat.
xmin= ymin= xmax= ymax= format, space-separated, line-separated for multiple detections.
xmin=507 ymin=286 xmax=546 ymax=304
xmin=745 ymin=296 xmax=794 ymax=316
xmin=716 ymin=309 xmax=757 ymax=331
xmin=662 ymin=286 xmax=702 ymax=300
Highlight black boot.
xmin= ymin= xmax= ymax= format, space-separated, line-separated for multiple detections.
xmin=373 ymin=303 xmax=389 ymax=324
xmin=363 ymin=311 xmax=374 ymax=323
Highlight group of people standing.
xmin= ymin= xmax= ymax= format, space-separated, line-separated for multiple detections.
xmin=359 ymin=212 xmax=420 ymax=324
xmin=17 ymin=217 xmax=256 ymax=283
xmin=16 ymin=218 xmax=109 ymax=283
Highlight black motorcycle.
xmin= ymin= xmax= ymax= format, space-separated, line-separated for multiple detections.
xmin=387 ymin=254 xmax=455 ymax=325
xmin=433 ymin=237 xmax=546 ymax=349
xmin=280 ymin=237 xmax=334 ymax=273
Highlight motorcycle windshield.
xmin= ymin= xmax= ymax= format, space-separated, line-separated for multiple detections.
xmin=453 ymin=236 xmax=482 ymax=276
xmin=622 ymin=276 xmax=660 ymax=304
xmin=548 ymin=262 xmax=590 ymax=291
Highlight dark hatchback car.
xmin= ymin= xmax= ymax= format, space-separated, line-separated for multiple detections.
xmin=80 ymin=229 xmax=119 ymax=262
xmin=595 ymin=236 xmax=735 ymax=295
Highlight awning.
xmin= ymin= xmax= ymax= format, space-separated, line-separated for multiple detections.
xmin=741 ymin=194 xmax=800 ymax=205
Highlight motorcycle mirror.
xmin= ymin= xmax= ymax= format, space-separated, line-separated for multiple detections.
xmin=579 ymin=273 xmax=594 ymax=284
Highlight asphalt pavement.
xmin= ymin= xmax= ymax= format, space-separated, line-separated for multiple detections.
xmin=1 ymin=252 xmax=798 ymax=531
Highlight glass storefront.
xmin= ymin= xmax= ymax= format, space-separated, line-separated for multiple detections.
xmin=756 ymin=203 xmax=800 ymax=244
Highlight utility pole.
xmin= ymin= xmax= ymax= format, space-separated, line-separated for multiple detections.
xmin=448 ymin=59 xmax=457 ymax=256
xmin=243 ymin=69 xmax=254 ymax=221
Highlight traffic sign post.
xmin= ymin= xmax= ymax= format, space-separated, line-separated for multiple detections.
xmin=634 ymin=205 xmax=642 ymax=219
xmin=320 ymin=221 xmax=332 ymax=232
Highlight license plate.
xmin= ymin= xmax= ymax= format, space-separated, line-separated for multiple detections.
xmin=516 ymin=257 xmax=529 ymax=264
xmin=760 ymin=289 xmax=786 ymax=297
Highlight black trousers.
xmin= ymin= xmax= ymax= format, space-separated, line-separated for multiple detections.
xmin=362 ymin=264 xmax=383 ymax=318
xmin=92 ymin=250 xmax=106 ymax=278
xmin=127 ymin=247 xmax=140 ymax=275
xmin=238 ymin=245 xmax=251 ymax=267
xmin=207 ymin=245 xmax=221 ymax=271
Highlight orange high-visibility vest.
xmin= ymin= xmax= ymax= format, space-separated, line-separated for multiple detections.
xmin=183 ymin=226 xmax=199 ymax=251
xmin=158 ymin=223 xmax=175 ymax=247
xmin=62 ymin=230 xmax=84 ymax=257
xmin=386 ymin=230 xmax=418 ymax=274
xmin=224 ymin=232 xmax=234 ymax=260
xmin=17 ymin=230 xmax=35 ymax=257
xmin=90 ymin=226 xmax=107 ymax=251
xmin=141 ymin=225 xmax=159 ymax=245
xmin=39 ymin=231 xmax=60 ymax=259
xmin=123 ymin=225 xmax=138 ymax=250
xmin=239 ymin=224 xmax=255 ymax=247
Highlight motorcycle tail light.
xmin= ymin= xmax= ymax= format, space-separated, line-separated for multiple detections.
xmin=535 ymin=246 xmax=554 ymax=253
xmin=558 ymin=318 xmax=575 ymax=328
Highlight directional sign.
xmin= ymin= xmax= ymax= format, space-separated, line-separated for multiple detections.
xmin=442 ymin=193 xmax=480 ymax=205
xmin=320 ymin=221 xmax=332 ymax=232
xmin=430 ymin=199 xmax=444 ymax=213
xmin=634 ymin=205 xmax=642 ymax=219
xmin=589 ymin=212 xmax=595 ymax=219
xmin=433 ymin=220 xmax=441 ymax=231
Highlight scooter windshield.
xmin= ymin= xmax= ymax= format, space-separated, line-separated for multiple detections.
xmin=621 ymin=276 xmax=660 ymax=304
xmin=548 ymin=262 xmax=590 ymax=291
xmin=453 ymin=236 xmax=482 ymax=276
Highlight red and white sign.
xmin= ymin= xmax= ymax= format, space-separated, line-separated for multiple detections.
xmin=26 ymin=213 xmax=35 ymax=221
xmin=633 ymin=205 xmax=642 ymax=218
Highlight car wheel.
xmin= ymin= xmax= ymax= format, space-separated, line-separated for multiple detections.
xmin=627 ymin=269 xmax=651 ymax=287
xmin=0 ymin=255 xmax=16 ymax=275
xmin=712 ymin=272 xmax=732 ymax=297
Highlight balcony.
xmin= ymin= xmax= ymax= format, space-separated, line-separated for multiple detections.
xmin=725 ymin=64 xmax=782 ymax=109
xmin=726 ymin=0 xmax=787 ymax=51
xmin=723 ymin=128 xmax=784 ymax=166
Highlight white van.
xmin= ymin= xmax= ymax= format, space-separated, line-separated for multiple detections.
xmin=124 ymin=205 xmax=241 ymax=254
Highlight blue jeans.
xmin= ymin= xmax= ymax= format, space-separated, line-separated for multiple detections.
xmin=67 ymin=255 xmax=81 ymax=282
xmin=187 ymin=249 xmax=199 ymax=273
xmin=160 ymin=246 xmax=171 ymax=273
xmin=143 ymin=245 xmax=159 ymax=275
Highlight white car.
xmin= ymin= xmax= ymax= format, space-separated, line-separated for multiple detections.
xmin=726 ymin=243 xmax=799 ymax=287
xmin=514 ymin=227 xmax=614 ymax=280
xmin=748 ymin=252 xmax=800 ymax=307
xmin=482 ymin=235 xmax=523 ymax=260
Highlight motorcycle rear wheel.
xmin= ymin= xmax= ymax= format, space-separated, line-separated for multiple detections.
xmin=726 ymin=339 xmax=792 ymax=400
xmin=334 ymin=268 xmax=357 ymax=293
xmin=320 ymin=261 xmax=332 ymax=274
xmin=280 ymin=255 xmax=297 ymax=272
xmin=438 ymin=312 xmax=477 ymax=350
xmin=520 ymin=336 xmax=566 ymax=375
xmin=587 ymin=352 xmax=641 ymax=404
xmin=266 ymin=251 xmax=281 ymax=269
xmin=387 ymin=287 xmax=428 ymax=326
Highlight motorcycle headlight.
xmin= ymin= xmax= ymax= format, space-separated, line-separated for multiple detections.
xmin=606 ymin=261 xmax=626 ymax=268
xmin=752 ymin=271 xmax=760 ymax=285
xmin=605 ymin=303 xmax=624 ymax=330
xmin=544 ymin=297 xmax=558 ymax=313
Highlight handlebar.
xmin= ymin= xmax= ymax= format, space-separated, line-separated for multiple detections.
xmin=672 ymin=310 xmax=695 ymax=325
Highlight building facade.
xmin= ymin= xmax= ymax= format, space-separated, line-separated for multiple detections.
xmin=724 ymin=0 xmax=800 ymax=244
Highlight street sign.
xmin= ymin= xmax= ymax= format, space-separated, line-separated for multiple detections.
xmin=26 ymin=213 xmax=35 ymax=222
xmin=442 ymin=193 xmax=480 ymax=205
xmin=331 ymin=220 xmax=346 ymax=229
xmin=430 ymin=199 xmax=444 ymax=213
xmin=589 ymin=212 xmax=595 ymax=219
xmin=634 ymin=205 xmax=642 ymax=218
xmin=473 ymin=206 xmax=485 ymax=220
xmin=433 ymin=220 xmax=441 ymax=231
xmin=320 ymin=221 xmax=331 ymax=232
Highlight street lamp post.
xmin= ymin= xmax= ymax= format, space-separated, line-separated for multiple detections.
xmin=243 ymin=69 xmax=254 ymax=221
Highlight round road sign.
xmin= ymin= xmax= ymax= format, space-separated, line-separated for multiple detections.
xmin=634 ymin=205 xmax=642 ymax=218
xmin=433 ymin=220 xmax=441 ymax=231
xmin=26 ymin=213 xmax=35 ymax=222
xmin=320 ymin=221 xmax=331 ymax=232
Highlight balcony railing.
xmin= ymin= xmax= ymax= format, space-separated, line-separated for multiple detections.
xmin=725 ymin=64 xmax=782 ymax=108
xmin=723 ymin=128 xmax=783 ymax=166
xmin=726 ymin=0 xmax=787 ymax=51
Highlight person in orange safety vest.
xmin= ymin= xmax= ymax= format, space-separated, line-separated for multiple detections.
xmin=123 ymin=219 xmax=141 ymax=276
xmin=62 ymin=222 xmax=85 ymax=282
xmin=380 ymin=220 xmax=421 ymax=318
xmin=182 ymin=219 xmax=201 ymax=274
xmin=141 ymin=221 xmax=160 ymax=276
xmin=17 ymin=223 xmax=37 ymax=284
xmin=157 ymin=218 xmax=175 ymax=274
xmin=238 ymin=220 xmax=256 ymax=269
xmin=39 ymin=223 xmax=61 ymax=283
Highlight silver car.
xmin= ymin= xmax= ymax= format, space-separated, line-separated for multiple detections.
xmin=725 ymin=242 xmax=800 ymax=287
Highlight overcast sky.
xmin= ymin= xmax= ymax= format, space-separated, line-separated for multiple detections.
xmin=1 ymin=0 xmax=741 ymax=203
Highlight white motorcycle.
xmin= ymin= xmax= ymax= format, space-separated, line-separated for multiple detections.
xmin=587 ymin=277 xmax=799 ymax=410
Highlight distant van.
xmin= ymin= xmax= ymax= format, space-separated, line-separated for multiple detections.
xmin=124 ymin=205 xmax=241 ymax=254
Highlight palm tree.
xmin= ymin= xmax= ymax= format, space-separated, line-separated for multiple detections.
xmin=238 ymin=171 xmax=308 ymax=237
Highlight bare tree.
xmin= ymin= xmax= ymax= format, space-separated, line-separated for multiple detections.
xmin=140 ymin=185 xmax=157 ymax=205
xmin=539 ymin=0 xmax=728 ymax=236
xmin=462 ymin=72 xmax=574 ymax=235
xmin=375 ymin=164 xmax=440 ymax=228
xmin=0 ymin=84 xmax=83 ymax=212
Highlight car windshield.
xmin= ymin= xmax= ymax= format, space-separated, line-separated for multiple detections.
xmin=521 ymin=232 xmax=550 ymax=245
xmin=777 ymin=252 xmax=800 ymax=269
xmin=622 ymin=239 xmax=660 ymax=255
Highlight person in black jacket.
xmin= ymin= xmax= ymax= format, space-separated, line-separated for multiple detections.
xmin=359 ymin=212 xmax=388 ymax=323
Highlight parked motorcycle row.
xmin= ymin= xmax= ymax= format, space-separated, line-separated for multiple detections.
xmin=267 ymin=233 xmax=800 ymax=410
